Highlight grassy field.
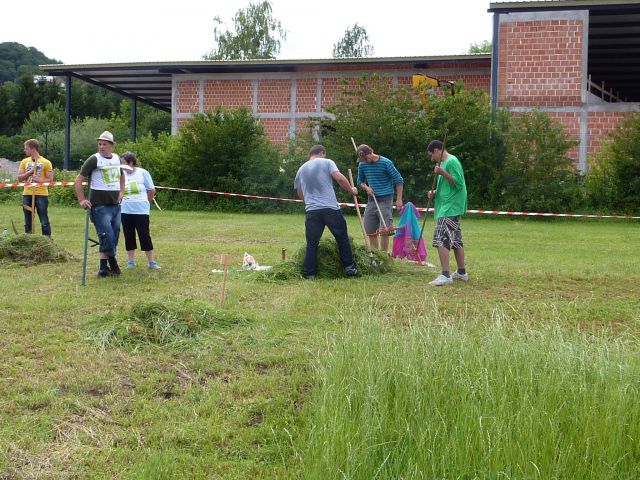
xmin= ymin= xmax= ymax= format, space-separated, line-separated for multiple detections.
xmin=0 ymin=203 xmax=639 ymax=479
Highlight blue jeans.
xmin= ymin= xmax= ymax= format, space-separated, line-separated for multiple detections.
xmin=304 ymin=208 xmax=355 ymax=276
xmin=91 ymin=204 xmax=121 ymax=256
xmin=22 ymin=195 xmax=51 ymax=236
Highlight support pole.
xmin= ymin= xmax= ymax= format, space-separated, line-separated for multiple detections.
xmin=64 ymin=75 xmax=71 ymax=170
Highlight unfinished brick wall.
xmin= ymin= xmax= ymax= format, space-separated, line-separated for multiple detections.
xmin=259 ymin=118 xmax=291 ymax=144
xmin=176 ymin=80 xmax=199 ymax=114
xmin=296 ymin=78 xmax=318 ymax=113
xmin=498 ymin=19 xmax=583 ymax=108
xmin=258 ymin=80 xmax=291 ymax=113
xmin=173 ymin=62 xmax=492 ymax=144
xmin=548 ymin=111 xmax=581 ymax=161
xmin=204 ymin=80 xmax=253 ymax=110
xmin=587 ymin=112 xmax=628 ymax=158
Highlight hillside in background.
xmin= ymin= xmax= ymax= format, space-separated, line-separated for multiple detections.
xmin=0 ymin=42 xmax=61 ymax=83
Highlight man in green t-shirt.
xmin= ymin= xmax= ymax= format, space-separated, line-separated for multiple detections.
xmin=426 ymin=140 xmax=468 ymax=286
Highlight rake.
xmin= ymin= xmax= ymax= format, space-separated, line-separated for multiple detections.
xmin=348 ymin=168 xmax=374 ymax=263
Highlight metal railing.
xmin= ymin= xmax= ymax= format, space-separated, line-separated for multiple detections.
xmin=587 ymin=75 xmax=625 ymax=103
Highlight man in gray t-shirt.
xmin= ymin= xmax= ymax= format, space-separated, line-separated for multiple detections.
xmin=294 ymin=145 xmax=361 ymax=280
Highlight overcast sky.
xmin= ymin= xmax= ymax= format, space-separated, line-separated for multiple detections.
xmin=3 ymin=0 xmax=494 ymax=65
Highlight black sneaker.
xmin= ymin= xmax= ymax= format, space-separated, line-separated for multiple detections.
xmin=97 ymin=268 xmax=112 ymax=278
xmin=303 ymin=274 xmax=316 ymax=280
xmin=108 ymin=258 xmax=121 ymax=276
xmin=344 ymin=265 xmax=361 ymax=277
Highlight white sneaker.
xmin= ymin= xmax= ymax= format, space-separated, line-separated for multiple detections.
xmin=429 ymin=274 xmax=453 ymax=286
xmin=452 ymin=271 xmax=469 ymax=282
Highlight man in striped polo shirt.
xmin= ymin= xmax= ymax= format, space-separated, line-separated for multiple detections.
xmin=356 ymin=144 xmax=404 ymax=254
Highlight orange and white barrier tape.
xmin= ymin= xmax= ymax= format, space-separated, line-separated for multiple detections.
xmin=0 ymin=181 xmax=82 ymax=187
xmin=457 ymin=209 xmax=639 ymax=220
xmin=1 ymin=182 xmax=638 ymax=220
xmin=155 ymin=185 xmax=305 ymax=204
xmin=155 ymin=186 xmax=640 ymax=219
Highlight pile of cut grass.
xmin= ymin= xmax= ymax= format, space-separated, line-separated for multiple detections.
xmin=0 ymin=233 xmax=74 ymax=265
xmin=84 ymin=296 xmax=250 ymax=348
xmin=261 ymin=238 xmax=392 ymax=281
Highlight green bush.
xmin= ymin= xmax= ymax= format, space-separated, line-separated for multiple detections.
xmin=501 ymin=110 xmax=584 ymax=212
xmin=48 ymin=168 xmax=79 ymax=206
xmin=119 ymin=131 xmax=175 ymax=184
xmin=142 ymin=108 xmax=296 ymax=212
xmin=585 ymin=114 xmax=640 ymax=214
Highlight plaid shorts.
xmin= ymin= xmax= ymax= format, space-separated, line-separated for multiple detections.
xmin=432 ymin=216 xmax=464 ymax=250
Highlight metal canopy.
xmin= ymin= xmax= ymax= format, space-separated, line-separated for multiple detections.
xmin=490 ymin=1 xmax=640 ymax=101
xmin=41 ymin=63 xmax=174 ymax=112
xmin=40 ymin=55 xmax=491 ymax=113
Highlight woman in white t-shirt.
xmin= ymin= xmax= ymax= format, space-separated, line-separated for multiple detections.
xmin=121 ymin=152 xmax=161 ymax=270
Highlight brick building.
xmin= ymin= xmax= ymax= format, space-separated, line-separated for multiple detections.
xmin=490 ymin=0 xmax=640 ymax=171
xmin=171 ymin=57 xmax=492 ymax=145
xmin=42 ymin=0 xmax=640 ymax=171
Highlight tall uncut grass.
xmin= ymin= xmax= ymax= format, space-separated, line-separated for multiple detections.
xmin=302 ymin=303 xmax=640 ymax=479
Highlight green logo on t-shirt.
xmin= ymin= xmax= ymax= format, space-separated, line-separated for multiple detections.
xmin=101 ymin=167 xmax=120 ymax=185
xmin=125 ymin=181 xmax=141 ymax=196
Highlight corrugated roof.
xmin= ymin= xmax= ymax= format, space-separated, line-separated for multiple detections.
xmin=489 ymin=0 xmax=640 ymax=12
xmin=40 ymin=55 xmax=491 ymax=112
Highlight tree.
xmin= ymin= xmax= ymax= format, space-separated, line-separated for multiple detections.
xmin=333 ymin=24 xmax=374 ymax=58
xmin=22 ymin=100 xmax=66 ymax=134
xmin=501 ymin=110 xmax=582 ymax=212
xmin=0 ymin=42 xmax=60 ymax=83
xmin=0 ymin=72 xmax=62 ymax=136
xmin=204 ymin=1 xmax=286 ymax=60
xmin=468 ymin=40 xmax=492 ymax=54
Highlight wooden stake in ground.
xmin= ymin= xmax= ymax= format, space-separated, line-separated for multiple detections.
xmin=219 ymin=254 xmax=233 ymax=306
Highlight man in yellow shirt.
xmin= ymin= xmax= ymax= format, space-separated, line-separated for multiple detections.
xmin=17 ymin=139 xmax=54 ymax=237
